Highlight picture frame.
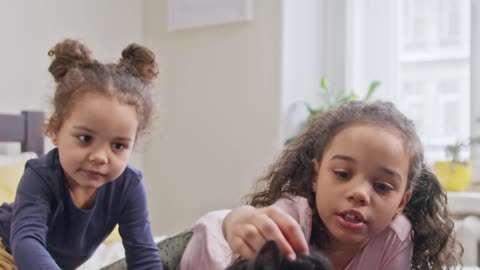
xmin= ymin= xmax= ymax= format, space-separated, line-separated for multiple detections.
xmin=167 ymin=0 xmax=254 ymax=31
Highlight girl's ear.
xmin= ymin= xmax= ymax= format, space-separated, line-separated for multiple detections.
xmin=396 ymin=189 xmax=412 ymax=214
xmin=49 ymin=132 xmax=58 ymax=146
xmin=48 ymin=116 xmax=58 ymax=145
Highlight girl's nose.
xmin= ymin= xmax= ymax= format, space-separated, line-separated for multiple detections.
xmin=348 ymin=181 xmax=371 ymax=205
xmin=89 ymin=147 xmax=108 ymax=164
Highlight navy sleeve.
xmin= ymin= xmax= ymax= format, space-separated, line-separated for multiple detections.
xmin=10 ymin=166 xmax=62 ymax=270
xmin=118 ymin=174 xmax=162 ymax=270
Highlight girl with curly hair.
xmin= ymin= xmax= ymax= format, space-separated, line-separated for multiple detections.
xmin=181 ymin=101 xmax=463 ymax=270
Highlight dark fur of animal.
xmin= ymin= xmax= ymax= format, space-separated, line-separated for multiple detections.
xmin=226 ymin=240 xmax=331 ymax=270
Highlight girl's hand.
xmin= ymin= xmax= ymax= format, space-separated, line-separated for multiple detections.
xmin=222 ymin=205 xmax=309 ymax=260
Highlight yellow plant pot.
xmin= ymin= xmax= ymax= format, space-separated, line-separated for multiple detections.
xmin=434 ymin=161 xmax=471 ymax=192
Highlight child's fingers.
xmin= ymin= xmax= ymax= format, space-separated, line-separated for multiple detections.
xmin=240 ymin=223 xmax=269 ymax=254
xmin=263 ymin=206 xmax=309 ymax=257
xmin=223 ymin=204 xmax=308 ymax=261
xmin=230 ymin=235 xmax=257 ymax=259
xmin=251 ymin=210 xmax=295 ymax=258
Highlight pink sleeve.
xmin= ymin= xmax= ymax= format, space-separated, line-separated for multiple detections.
xmin=380 ymin=215 xmax=413 ymax=269
xmin=272 ymin=194 xmax=313 ymax=241
xmin=179 ymin=195 xmax=312 ymax=270
xmin=380 ymin=240 xmax=413 ymax=270
xmin=179 ymin=210 xmax=234 ymax=270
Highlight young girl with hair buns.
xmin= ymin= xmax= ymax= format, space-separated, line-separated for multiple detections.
xmin=181 ymin=101 xmax=463 ymax=270
xmin=0 ymin=39 xmax=162 ymax=269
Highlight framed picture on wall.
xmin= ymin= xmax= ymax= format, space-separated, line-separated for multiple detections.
xmin=167 ymin=0 xmax=254 ymax=31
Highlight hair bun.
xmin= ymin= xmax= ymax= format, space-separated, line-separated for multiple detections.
xmin=120 ymin=43 xmax=158 ymax=85
xmin=48 ymin=39 xmax=94 ymax=82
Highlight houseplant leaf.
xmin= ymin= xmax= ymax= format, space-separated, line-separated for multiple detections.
xmin=284 ymin=77 xmax=381 ymax=145
xmin=364 ymin=80 xmax=381 ymax=100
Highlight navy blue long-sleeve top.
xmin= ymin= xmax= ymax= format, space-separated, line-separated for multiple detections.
xmin=0 ymin=149 xmax=162 ymax=269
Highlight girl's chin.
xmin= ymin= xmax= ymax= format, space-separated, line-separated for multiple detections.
xmin=78 ymin=179 xmax=105 ymax=190
xmin=326 ymin=226 xmax=369 ymax=246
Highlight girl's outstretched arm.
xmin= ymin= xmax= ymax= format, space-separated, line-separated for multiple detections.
xmin=11 ymin=167 xmax=61 ymax=270
xmin=118 ymin=172 xmax=162 ymax=269
xmin=180 ymin=195 xmax=311 ymax=270
xmin=223 ymin=204 xmax=309 ymax=260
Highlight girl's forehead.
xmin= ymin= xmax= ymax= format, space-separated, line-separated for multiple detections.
xmin=323 ymin=124 xmax=410 ymax=174
xmin=330 ymin=123 xmax=407 ymax=150
xmin=67 ymin=93 xmax=138 ymax=128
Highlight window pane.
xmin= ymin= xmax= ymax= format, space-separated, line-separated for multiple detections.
xmin=398 ymin=0 xmax=470 ymax=162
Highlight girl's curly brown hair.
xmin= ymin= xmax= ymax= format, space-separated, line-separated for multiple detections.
xmin=247 ymin=101 xmax=463 ymax=270
xmin=46 ymin=39 xmax=158 ymax=137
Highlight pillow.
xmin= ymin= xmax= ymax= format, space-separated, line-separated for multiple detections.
xmin=0 ymin=152 xmax=37 ymax=166
xmin=0 ymin=152 xmax=37 ymax=204
xmin=0 ymin=161 xmax=26 ymax=203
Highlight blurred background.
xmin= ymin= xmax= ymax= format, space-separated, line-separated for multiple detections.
xmin=0 ymin=0 xmax=478 ymax=237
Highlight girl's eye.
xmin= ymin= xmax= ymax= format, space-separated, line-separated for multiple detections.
xmin=374 ymin=182 xmax=394 ymax=192
xmin=112 ymin=143 xmax=127 ymax=151
xmin=78 ymin=135 xmax=91 ymax=143
xmin=334 ymin=170 xmax=350 ymax=179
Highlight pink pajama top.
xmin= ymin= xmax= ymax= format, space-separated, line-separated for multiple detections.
xmin=180 ymin=195 xmax=413 ymax=270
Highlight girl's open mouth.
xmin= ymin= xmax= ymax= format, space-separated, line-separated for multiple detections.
xmin=336 ymin=209 xmax=366 ymax=229
xmin=342 ymin=213 xmax=363 ymax=223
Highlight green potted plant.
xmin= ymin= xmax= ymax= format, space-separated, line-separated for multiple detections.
xmin=434 ymin=137 xmax=480 ymax=192
xmin=285 ymin=77 xmax=380 ymax=145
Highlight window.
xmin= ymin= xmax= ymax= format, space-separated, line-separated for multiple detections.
xmin=283 ymin=0 xmax=477 ymax=174
xmin=398 ymin=0 xmax=470 ymax=162
xmin=318 ymin=0 xmax=475 ymax=166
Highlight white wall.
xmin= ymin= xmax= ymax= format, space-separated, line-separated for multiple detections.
xmin=281 ymin=0 xmax=325 ymax=142
xmin=143 ymin=0 xmax=284 ymax=235
xmin=0 ymin=0 xmax=145 ymax=166
xmin=0 ymin=1 xmax=144 ymax=113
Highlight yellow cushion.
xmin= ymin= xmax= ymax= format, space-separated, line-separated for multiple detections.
xmin=104 ymin=224 xmax=122 ymax=244
xmin=0 ymin=161 xmax=25 ymax=203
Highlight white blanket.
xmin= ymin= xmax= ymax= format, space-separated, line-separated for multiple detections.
xmin=77 ymin=236 xmax=166 ymax=270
